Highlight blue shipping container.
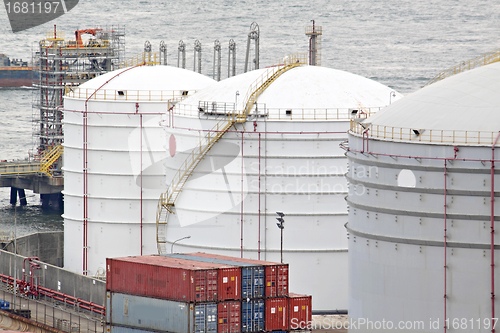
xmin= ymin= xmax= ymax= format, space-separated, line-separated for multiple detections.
xmin=0 ymin=299 xmax=10 ymax=310
xmin=195 ymin=303 xmax=217 ymax=333
xmin=241 ymin=299 xmax=264 ymax=332
xmin=241 ymin=266 xmax=264 ymax=299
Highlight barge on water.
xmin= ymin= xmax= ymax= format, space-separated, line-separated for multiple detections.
xmin=0 ymin=54 xmax=35 ymax=87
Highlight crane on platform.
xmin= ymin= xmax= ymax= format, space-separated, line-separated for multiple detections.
xmin=74 ymin=29 xmax=103 ymax=48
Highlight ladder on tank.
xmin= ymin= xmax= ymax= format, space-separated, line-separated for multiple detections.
xmin=156 ymin=54 xmax=307 ymax=254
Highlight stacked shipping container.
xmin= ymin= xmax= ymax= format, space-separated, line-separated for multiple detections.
xmin=105 ymin=254 xmax=311 ymax=333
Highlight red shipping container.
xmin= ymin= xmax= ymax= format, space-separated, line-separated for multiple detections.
xmin=218 ymin=301 xmax=240 ymax=333
xmin=219 ymin=267 xmax=240 ymax=300
xmin=265 ymin=298 xmax=288 ymax=331
xmin=183 ymin=252 xmax=289 ymax=297
xmin=288 ymin=293 xmax=312 ymax=331
xmin=265 ymin=265 xmax=288 ymax=297
xmin=106 ymin=255 xmax=241 ymax=302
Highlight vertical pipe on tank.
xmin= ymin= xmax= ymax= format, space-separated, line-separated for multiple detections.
xmin=83 ymin=107 xmax=88 ymax=275
xmin=140 ymin=113 xmax=143 ymax=256
xmin=491 ymin=132 xmax=500 ymax=333
xmin=241 ymin=133 xmax=244 ymax=258
xmin=82 ymin=64 xmax=142 ymax=275
xmin=258 ymin=132 xmax=261 ymax=260
xmin=444 ymin=159 xmax=448 ymax=333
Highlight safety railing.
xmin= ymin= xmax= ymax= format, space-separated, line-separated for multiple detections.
xmin=305 ymin=25 xmax=322 ymax=35
xmin=241 ymin=53 xmax=307 ymax=118
xmin=65 ymin=87 xmax=188 ymax=102
xmin=0 ymin=232 xmax=14 ymax=243
xmin=0 ymin=145 xmax=62 ymax=177
xmin=172 ymin=102 xmax=382 ymax=121
xmin=0 ymin=278 xmax=104 ymax=333
xmin=118 ymin=52 xmax=161 ymax=69
xmin=267 ymin=107 xmax=380 ymax=121
xmin=39 ymin=39 xmax=111 ymax=50
xmin=0 ymin=162 xmax=41 ymax=175
xmin=350 ymin=120 xmax=500 ymax=145
xmin=39 ymin=145 xmax=63 ymax=177
xmin=424 ymin=48 xmax=500 ymax=87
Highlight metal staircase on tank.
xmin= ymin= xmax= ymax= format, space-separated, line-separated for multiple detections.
xmin=156 ymin=54 xmax=307 ymax=254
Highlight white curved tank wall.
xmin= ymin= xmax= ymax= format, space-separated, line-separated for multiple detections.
xmin=165 ymin=117 xmax=349 ymax=311
xmin=346 ymin=135 xmax=500 ymax=332
xmin=62 ymin=66 xmax=215 ymax=276
xmin=159 ymin=65 xmax=401 ymax=312
xmin=63 ymin=100 xmax=168 ymax=275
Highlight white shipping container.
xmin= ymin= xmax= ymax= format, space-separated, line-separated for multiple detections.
xmin=106 ymin=292 xmax=217 ymax=333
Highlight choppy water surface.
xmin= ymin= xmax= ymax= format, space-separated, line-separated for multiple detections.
xmin=0 ymin=0 xmax=499 ymax=233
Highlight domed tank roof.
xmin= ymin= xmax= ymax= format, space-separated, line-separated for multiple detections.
xmin=79 ymin=65 xmax=215 ymax=91
xmin=181 ymin=65 xmax=401 ymax=112
xmin=366 ymin=61 xmax=500 ymax=132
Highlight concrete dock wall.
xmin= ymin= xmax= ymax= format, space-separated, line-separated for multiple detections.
xmin=3 ymin=231 xmax=63 ymax=267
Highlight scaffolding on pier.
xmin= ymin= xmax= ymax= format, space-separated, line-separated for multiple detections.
xmin=32 ymin=26 xmax=125 ymax=153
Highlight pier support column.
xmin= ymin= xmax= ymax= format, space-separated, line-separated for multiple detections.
xmin=17 ymin=189 xmax=27 ymax=206
xmin=40 ymin=193 xmax=63 ymax=211
xmin=40 ymin=194 xmax=50 ymax=209
xmin=10 ymin=187 xmax=17 ymax=205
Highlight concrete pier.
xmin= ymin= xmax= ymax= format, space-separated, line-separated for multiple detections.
xmin=1 ymin=174 xmax=63 ymax=210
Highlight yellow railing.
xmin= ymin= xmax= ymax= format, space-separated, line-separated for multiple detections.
xmin=424 ymin=48 xmax=500 ymax=87
xmin=0 ymin=145 xmax=63 ymax=177
xmin=240 ymin=53 xmax=307 ymax=120
xmin=65 ymin=87 xmax=188 ymax=102
xmin=118 ymin=52 xmax=161 ymax=69
xmin=39 ymin=39 xmax=111 ymax=49
xmin=350 ymin=120 xmax=500 ymax=145
xmin=44 ymin=30 xmax=65 ymax=40
xmin=0 ymin=162 xmax=41 ymax=175
xmin=305 ymin=26 xmax=322 ymax=35
xmin=0 ymin=231 xmax=14 ymax=242
xmin=39 ymin=145 xmax=63 ymax=177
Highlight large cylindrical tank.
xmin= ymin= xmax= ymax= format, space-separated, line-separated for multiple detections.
xmin=347 ymin=62 xmax=500 ymax=332
xmin=63 ymin=65 xmax=215 ymax=275
xmin=160 ymin=65 xmax=401 ymax=311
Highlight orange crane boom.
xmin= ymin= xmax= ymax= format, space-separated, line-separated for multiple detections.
xmin=75 ymin=29 xmax=103 ymax=48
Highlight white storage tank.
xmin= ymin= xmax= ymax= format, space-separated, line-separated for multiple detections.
xmin=62 ymin=65 xmax=215 ymax=276
xmin=160 ymin=63 xmax=401 ymax=312
xmin=347 ymin=62 xmax=500 ymax=331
